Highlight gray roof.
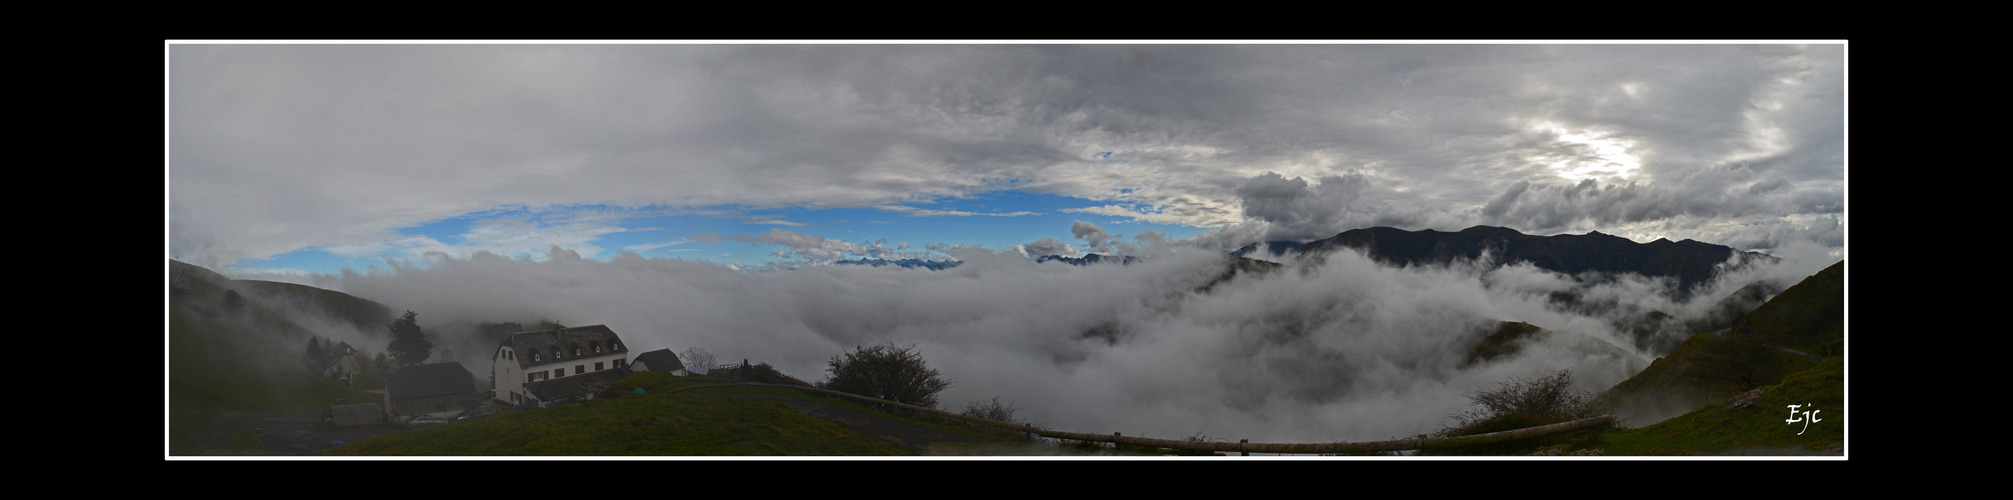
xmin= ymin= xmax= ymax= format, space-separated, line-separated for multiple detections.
xmin=503 ymin=324 xmax=628 ymax=369
xmin=631 ymin=349 xmax=685 ymax=372
xmin=386 ymin=362 xmax=476 ymax=401
xmin=524 ymin=368 xmax=633 ymax=403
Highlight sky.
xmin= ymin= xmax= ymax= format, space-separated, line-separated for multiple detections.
xmin=168 ymin=42 xmax=1846 ymax=444
xmin=169 ymin=42 xmax=1843 ymax=276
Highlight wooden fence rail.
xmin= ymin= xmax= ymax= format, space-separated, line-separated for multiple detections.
xmin=664 ymin=382 xmax=1613 ymax=455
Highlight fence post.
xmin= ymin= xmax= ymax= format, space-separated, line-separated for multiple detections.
xmin=1240 ymin=439 xmax=1248 ymax=457
xmin=1113 ymin=432 xmax=1121 ymax=451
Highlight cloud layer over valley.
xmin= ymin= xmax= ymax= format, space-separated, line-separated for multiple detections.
xmin=319 ymin=242 xmax=1831 ymax=442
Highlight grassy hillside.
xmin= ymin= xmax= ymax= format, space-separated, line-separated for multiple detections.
xmin=1591 ymin=260 xmax=1843 ymax=431
xmin=1728 ymin=261 xmax=1844 ymax=356
xmin=168 ymin=296 xmax=382 ymax=454
xmin=1570 ymin=356 xmax=1842 ymax=455
xmin=168 ymin=261 xmax=387 ymax=454
xmin=238 ymin=279 xmax=395 ymax=333
xmin=326 ymin=372 xmax=942 ymax=456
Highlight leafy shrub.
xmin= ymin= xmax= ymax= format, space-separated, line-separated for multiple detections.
xmin=819 ymin=342 xmax=952 ymax=411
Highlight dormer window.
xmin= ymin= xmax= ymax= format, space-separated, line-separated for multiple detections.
xmin=592 ymin=342 xmax=601 ymax=353
xmin=613 ymin=342 xmax=622 ymax=351
xmin=552 ymin=347 xmax=562 ymax=360
xmin=572 ymin=344 xmax=582 ymax=357
xmin=532 ymin=352 xmax=540 ymax=362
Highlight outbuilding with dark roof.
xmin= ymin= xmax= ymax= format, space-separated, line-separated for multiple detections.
xmin=631 ymin=349 xmax=690 ymax=375
xmin=385 ymin=362 xmax=480 ymax=419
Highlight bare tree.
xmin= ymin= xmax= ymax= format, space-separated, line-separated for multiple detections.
xmin=680 ymin=346 xmax=717 ymax=374
xmin=960 ymin=396 xmax=1020 ymax=424
xmin=1444 ymin=369 xmax=1608 ymax=437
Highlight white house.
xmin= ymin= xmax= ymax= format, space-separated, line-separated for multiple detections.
xmin=493 ymin=325 xmax=632 ymax=407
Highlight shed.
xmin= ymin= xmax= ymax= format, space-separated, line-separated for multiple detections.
xmin=385 ymin=362 xmax=480 ymax=418
xmin=631 ymin=349 xmax=690 ymax=376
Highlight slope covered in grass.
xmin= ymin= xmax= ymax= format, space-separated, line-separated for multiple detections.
xmin=328 ymin=372 xmax=911 ymax=456
xmin=1592 ymin=260 xmax=1843 ymax=427
xmin=1588 ymin=356 xmax=1842 ymax=455
xmin=168 ymin=294 xmax=381 ymax=454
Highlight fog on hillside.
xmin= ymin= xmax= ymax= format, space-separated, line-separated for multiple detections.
xmin=312 ymin=243 xmax=1832 ymax=443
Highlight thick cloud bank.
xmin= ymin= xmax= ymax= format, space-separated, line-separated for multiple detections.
xmin=323 ymin=244 xmax=1824 ymax=443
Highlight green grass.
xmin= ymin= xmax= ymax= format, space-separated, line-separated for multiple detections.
xmin=617 ymin=371 xmax=1016 ymax=443
xmin=326 ymin=374 xmax=934 ymax=456
xmin=1727 ymin=261 xmax=1843 ymax=355
xmin=1538 ymin=260 xmax=1845 ymax=455
xmin=327 ymin=371 xmax=1034 ymax=456
xmin=1592 ymin=263 xmax=1840 ymax=427
xmin=1594 ymin=329 xmax=1820 ymax=425
xmin=341 ymin=391 xmax=903 ymax=456
xmin=1586 ymin=356 xmax=1842 ymax=455
xmin=168 ymin=298 xmax=381 ymax=455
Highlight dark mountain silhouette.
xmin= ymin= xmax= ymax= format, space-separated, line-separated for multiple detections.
xmin=832 ymin=258 xmax=962 ymax=270
xmin=1035 ymin=253 xmax=1142 ymax=266
xmin=1298 ymin=226 xmax=1774 ymax=298
xmin=1230 ymin=241 xmax=1308 ymax=259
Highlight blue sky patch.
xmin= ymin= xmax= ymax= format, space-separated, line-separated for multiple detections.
xmin=242 ymin=191 xmax=1206 ymax=275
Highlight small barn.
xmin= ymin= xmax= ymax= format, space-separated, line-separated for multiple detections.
xmin=630 ymin=349 xmax=691 ymax=376
xmin=385 ymin=362 xmax=481 ymax=419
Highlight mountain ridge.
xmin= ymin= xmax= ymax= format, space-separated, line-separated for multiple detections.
xmin=1291 ymin=225 xmax=1774 ymax=298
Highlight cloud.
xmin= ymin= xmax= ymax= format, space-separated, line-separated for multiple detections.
xmin=747 ymin=219 xmax=813 ymax=227
xmin=171 ymin=44 xmax=1842 ymax=273
xmin=731 ymin=228 xmax=874 ymax=261
xmin=1016 ymin=237 xmax=1079 ymax=258
xmin=1232 ymin=172 xmax=1373 ymax=242
xmin=314 ymin=236 xmax=1827 ymax=443
xmin=725 ymin=228 xmax=935 ymax=263
xmin=877 ymin=205 xmax=1040 ymax=217
xmin=1474 ymin=163 xmax=1843 ymax=243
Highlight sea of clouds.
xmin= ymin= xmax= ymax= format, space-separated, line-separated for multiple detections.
xmin=316 ymin=240 xmax=1833 ymax=443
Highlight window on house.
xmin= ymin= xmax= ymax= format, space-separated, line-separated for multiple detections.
xmin=596 ymin=362 xmax=604 ymax=371
xmin=592 ymin=342 xmax=601 ymax=353
xmin=553 ymin=348 xmax=562 ymax=359
xmin=527 ymin=374 xmax=536 ymax=384
xmin=556 ymin=367 xmax=565 ymax=377
xmin=532 ymin=352 xmax=539 ymax=362
xmin=576 ymin=364 xmax=585 ymax=374
xmin=615 ymin=359 xmax=625 ymax=368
